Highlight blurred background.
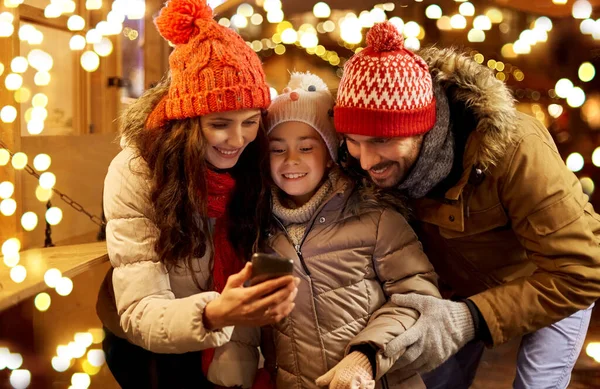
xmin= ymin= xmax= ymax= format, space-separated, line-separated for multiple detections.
xmin=0 ymin=0 xmax=599 ymax=388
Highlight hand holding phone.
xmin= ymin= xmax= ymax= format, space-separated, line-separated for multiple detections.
xmin=249 ymin=252 xmax=294 ymax=286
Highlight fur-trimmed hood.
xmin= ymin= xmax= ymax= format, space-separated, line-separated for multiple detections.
xmin=419 ymin=47 xmax=518 ymax=170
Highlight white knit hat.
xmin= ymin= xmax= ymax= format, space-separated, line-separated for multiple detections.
xmin=266 ymin=72 xmax=338 ymax=161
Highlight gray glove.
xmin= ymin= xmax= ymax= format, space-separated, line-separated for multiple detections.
xmin=385 ymin=294 xmax=476 ymax=375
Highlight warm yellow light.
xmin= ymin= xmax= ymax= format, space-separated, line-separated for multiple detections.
xmin=231 ymin=14 xmax=248 ymax=28
xmin=46 ymin=207 xmax=63 ymax=226
xmin=567 ymin=87 xmax=586 ymax=108
xmin=0 ymin=22 xmax=14 ymax=37
xmin=555 ymin=78 xmax=574 ymax=98
xmin=237 ymin=3 xmax=254 ymax=17
xmin=299 ymin=32 xmax=318 ymax=48
xmin=21 ymin=212 xmax=38 ymax=231
xmin=404 ymin=21 xmax=421 ymax=38
xmin=0 ymin=199 xmax=16 ymax=216
xmin=281 ymin=28 xmax=298 ymax=44
xmin=2 ymin=237 xmax=20 ymax=256
xmin=27 ymin=119 xmax=44 ymax=135
xmin=535 ymin=16 xmax=553 ymax=32
xmin=4 ymin=253 xmax=19 ymax=267
xmin=39 ymin=172 xmax=56 ymax=189
xmin=218 ymin=17 xmax=230 ymax=27
xmin=450 ymin=15 xmax=467 ymax=29
xmin=6 ymin=353 xmax=23 ymax=370
xmin=313 ymin=2 xmax=331 ymax=18
xmin=81 ymin=51 xmax=100 ymax=72
xmin=425 ymin=5 xmax=442 ymax=19
xmin=35 ymin=186 xmax=53 ymax=202
xmin=404 ymin=37 xmax=420 ymax=51
xmin=10 ymin=57 xmax=28 ymax=73
xmin=10 ymin=265 xmax=26 ymax=283
xmin=11 ymin=152 xmax=27 ymax=170
xmin=75 ymin=332 xmax=94 ymax=348
xmin=485 ymin=8 xmax=503 ymax=23
xmin=9 ymin=369 xmax=30 ymax=389
xmin=93 ymin=37 xmax=113 ymax=57
xmin=33 ymin=153 xmax=51 ymax=171
xmin=31 ymin=94 xmax=48 ymax=109
xmin=56 ymin=276 xmax=74 ymax=296
xmin=459 ymin=2 xmax=475 ymax=17
xmin=468 ymin=29 xmax=485 ymax=42
xmin=473 ymin=53 xmax=484 ymax=63
xmin=34 ymin=71 xmax=51 ymax=86
xmin=266 ymin=9 xmax=284 ymax=24
xmin=89 ymin=328 xmax=105 ymax=344
xmin=44 ymin=268 xmax=62 ymax=288
xmin=44 ymin=3 xmax=62 ymax=18
xmin=34 ymin=292 xmax=51 ymax=312
xmin=580 ymin=177 xmax=595 ymax=196
xmin=31 ymin=107 xmax=48 ymax=121
xmin=70 ymin=35 xmax=86 ymax=50
xmin=0 ymin=181 xmax=14 ymax=199
xmin=566 ymin=152 xmax=585 ymax=172
xmin=71 ymin=373 xmax=91 ymax=389
xmin=548 ymin=104 xmax=563 ymax=118
xmin=436 ymin=16 xmax=452 ymax=31
xmin=0 ymin=63 xmax=4 ymax=77
xmin=5 ymin=73 xmax=22 ymax=91
xmin=125 ymin=0 xmax=145 ymax=20
xmin=580 ymin=18 xmax=595 ymax=34
xmin=82 ymin=359 xmax=102 ymax=376
xmin=250 ymin=14 xmax=263 ymax=25
xmin=553 ymin=0 xmax=568 ymax=3
xmin=3 ymin=0 xmax=22 ymax=8
xmin=18 ymin=24 xmax=35 ymax=42
xmin=52 ymin=356 xmax=71 ymax=372
xmin=57 ymin=345 xmax=71 ymax=359
xmin=573 ymin=0 xmax=592 ymax=19
xmin=263 ymin=0 xmax=282 ymax=12
xmin=85 ymin=29 xmax=101 ymax=44
xmin=274 ymin=44 xmax=285 ymax=55
xmin=513 ymin=40 xmax=531 ymax=55
xmin=85 ymin=0 xmax=102 ymax=10
xmin=67 ymin=15 xmax=85 ymax=31
xmin=87 ymin=349 xmax=106 ymax=367
xmin=28 ymin=49 xmax=54 ymax=72
xmin=67 ymin=341 xmax=86 ymax=359
xmin=1 ymin=105 xmax=17 ymax=123
xmin=250 ymin=40 xmax=262 ymax=52
xmin=0 ymin=149 xmax=9 ymax=165
xmin=323 ymin=20 xmax=335 ymax=33
xmin=370 ymin=8 xmax=386 ymax=23
xmin=62 ymin=0 xmax=76 ymax=13
xmin=579 ymin=62 xmax=595 ymax=82
xmin=14 ymin=88 xmax=31 ymax=104
xmin=0 ymin=12 xmax=14 ymax=23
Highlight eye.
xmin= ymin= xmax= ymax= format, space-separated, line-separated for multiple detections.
xmin=372 ymin=138 xmax=389 ymax=144
xmin=300 ymin=147 xmax=313 ymax=152
xmin=345 ymin=137 xmax=357 ymax=144
xmin=210 ymin=123 xmax=228 ymax=129
xmin=270 ymin=148 xmax=284 ymax=154
xmin=243 ymin=120 xmax=259 ymax=126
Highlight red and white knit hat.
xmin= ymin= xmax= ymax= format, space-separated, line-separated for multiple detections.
xmin=334 ymin=22 xmax=436 ymax=137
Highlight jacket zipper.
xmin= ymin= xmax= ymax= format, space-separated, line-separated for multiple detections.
xmin=382 ymin=375 xmax=389 ymax=389
xmin=273 ymin=216 xmax=311 ymax=276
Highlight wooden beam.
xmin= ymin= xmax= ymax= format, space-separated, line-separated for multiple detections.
xmin=17 ymin=4 xmax=71 ymax=32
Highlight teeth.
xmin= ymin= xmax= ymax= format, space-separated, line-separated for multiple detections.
xmin=216 ymin=148 xmax=238 ymax=155
xmin=283 ymin=173 xmax=307 ymax=179
xmin=371 ymin=166 xmax=389 ymax=174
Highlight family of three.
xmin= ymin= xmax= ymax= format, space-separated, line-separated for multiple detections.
xmin=95 ymin=1 xmax=600 ymax=388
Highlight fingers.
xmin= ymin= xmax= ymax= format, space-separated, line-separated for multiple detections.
xmin=390 ymin=293 xmax=430 ymax=311
xmin=245 ymin=275 xmax=296 ymax=300
xmin=248 ymin=281 xmax=297 ymax=315
xmin=392 ymin=343 xmax=423 ymax=370
xmin=226 ymin=262 xmax=252 ymax=289
xmin=384 ymin=326 xmax=421 ymax=358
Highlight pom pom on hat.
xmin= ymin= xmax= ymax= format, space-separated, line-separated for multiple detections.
xmin=366 ymin=22 xmax=404 ymax=52
xmin=154 ymin=0 xmax=214 ymax=45
xmin=287 ymin=71 xmax=330 ymax=93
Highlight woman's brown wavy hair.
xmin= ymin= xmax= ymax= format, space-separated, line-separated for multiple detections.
xmin=119 ymin=74 xmax=271 ymax=286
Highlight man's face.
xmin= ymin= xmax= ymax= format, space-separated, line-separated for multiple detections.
xmin=345 ymin=134 xmax=424 ymax=188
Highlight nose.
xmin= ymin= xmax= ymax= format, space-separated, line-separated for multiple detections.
xmin=228 ymin=125 xmax=245 ymax=149
xmin=284 ymin=149 xmax=300 ymax=165
xmin=359 ymin=145 xmax=381 ymax=171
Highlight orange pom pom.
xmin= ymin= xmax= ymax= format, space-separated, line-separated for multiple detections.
xmin=154 ymin=0 xmax=213 ymax=45
xmin=290 ymin=91 xmax=300 ymax=101
xmin=366 ymin=22 xmax=404 ymax=53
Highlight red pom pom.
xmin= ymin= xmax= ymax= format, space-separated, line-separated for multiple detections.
xmin=366 ymin=22 xmax=404 ymax=52
xmin=290 ymin=91 xmax=300 ymax=101
xmin=154 ymin=0 xmax=213 ymax=45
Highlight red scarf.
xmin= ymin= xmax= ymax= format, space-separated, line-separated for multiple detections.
xmin=201 ymin=169 xmax=245 ymax=376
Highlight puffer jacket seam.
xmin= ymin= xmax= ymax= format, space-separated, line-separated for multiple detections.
xmin=314 ymin=279 xmax=365 ymax=297
xmin=320 ymin=315 xmax=370 ymax=336
xmin=287 ymin=302 xmax=307 ymax=389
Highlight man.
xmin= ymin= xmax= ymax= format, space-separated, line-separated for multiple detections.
xmin=334 ymin=21 xmax=600 ymax=388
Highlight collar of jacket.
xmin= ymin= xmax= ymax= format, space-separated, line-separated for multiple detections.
xmin=411 ymin=47 xmax=520 ymax=231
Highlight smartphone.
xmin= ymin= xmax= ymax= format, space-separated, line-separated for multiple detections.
xmin=248 ymin=252 xmax=294 ymax=286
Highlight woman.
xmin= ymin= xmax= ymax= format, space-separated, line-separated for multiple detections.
xmin=95 ymin=1 xmax=297 ymax=387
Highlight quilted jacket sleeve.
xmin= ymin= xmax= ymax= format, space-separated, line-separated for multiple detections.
xmin=104 ymin=148 xmax=233 ymax=353
xmin=347 ymin=209 xmax=441 ymax=380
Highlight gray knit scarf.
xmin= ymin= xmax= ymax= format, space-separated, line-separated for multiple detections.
xmin=398 ymin=83 xmax=454 ymax=199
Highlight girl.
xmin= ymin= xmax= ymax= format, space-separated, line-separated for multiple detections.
xmin=96 ymin=1 xmax=297 ymax=388
xmin=263 ymin=72 xmax=440 ymax=389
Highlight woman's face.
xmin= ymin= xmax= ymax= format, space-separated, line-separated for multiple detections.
xmin=201 ymin=109 xmax=262 ymax=169
xmin=269 ymin=122 xmax=331 ymax=206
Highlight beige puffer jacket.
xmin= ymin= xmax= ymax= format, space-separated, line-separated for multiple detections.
xmin=96 ymin=145 xmax=260 ymax=387
xmin=267 ymin=176 xmax=440 ymax=389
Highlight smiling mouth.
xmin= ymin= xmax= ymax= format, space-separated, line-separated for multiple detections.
xmin=370 ymin=164 xmax=392 ymax=176
xmin=282 ymin=173 xmax=307 ymax=179
xmin=214 ymin=147 xmax=241 ymax=157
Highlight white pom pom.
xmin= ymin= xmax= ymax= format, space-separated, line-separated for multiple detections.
xmin=287 ymin=71 xmax=330 ymax=93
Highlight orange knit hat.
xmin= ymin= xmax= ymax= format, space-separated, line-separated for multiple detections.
xmin=146 ymin=0 xmax=271 ymax=130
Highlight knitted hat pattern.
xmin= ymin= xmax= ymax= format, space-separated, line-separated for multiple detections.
xmin=334 ymin=22 xmax=436 ymax=138
xmin=266 ymin=72 xmax=338 ymax=161
xmin=146 ymin=0 xmax=271 ymax=130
